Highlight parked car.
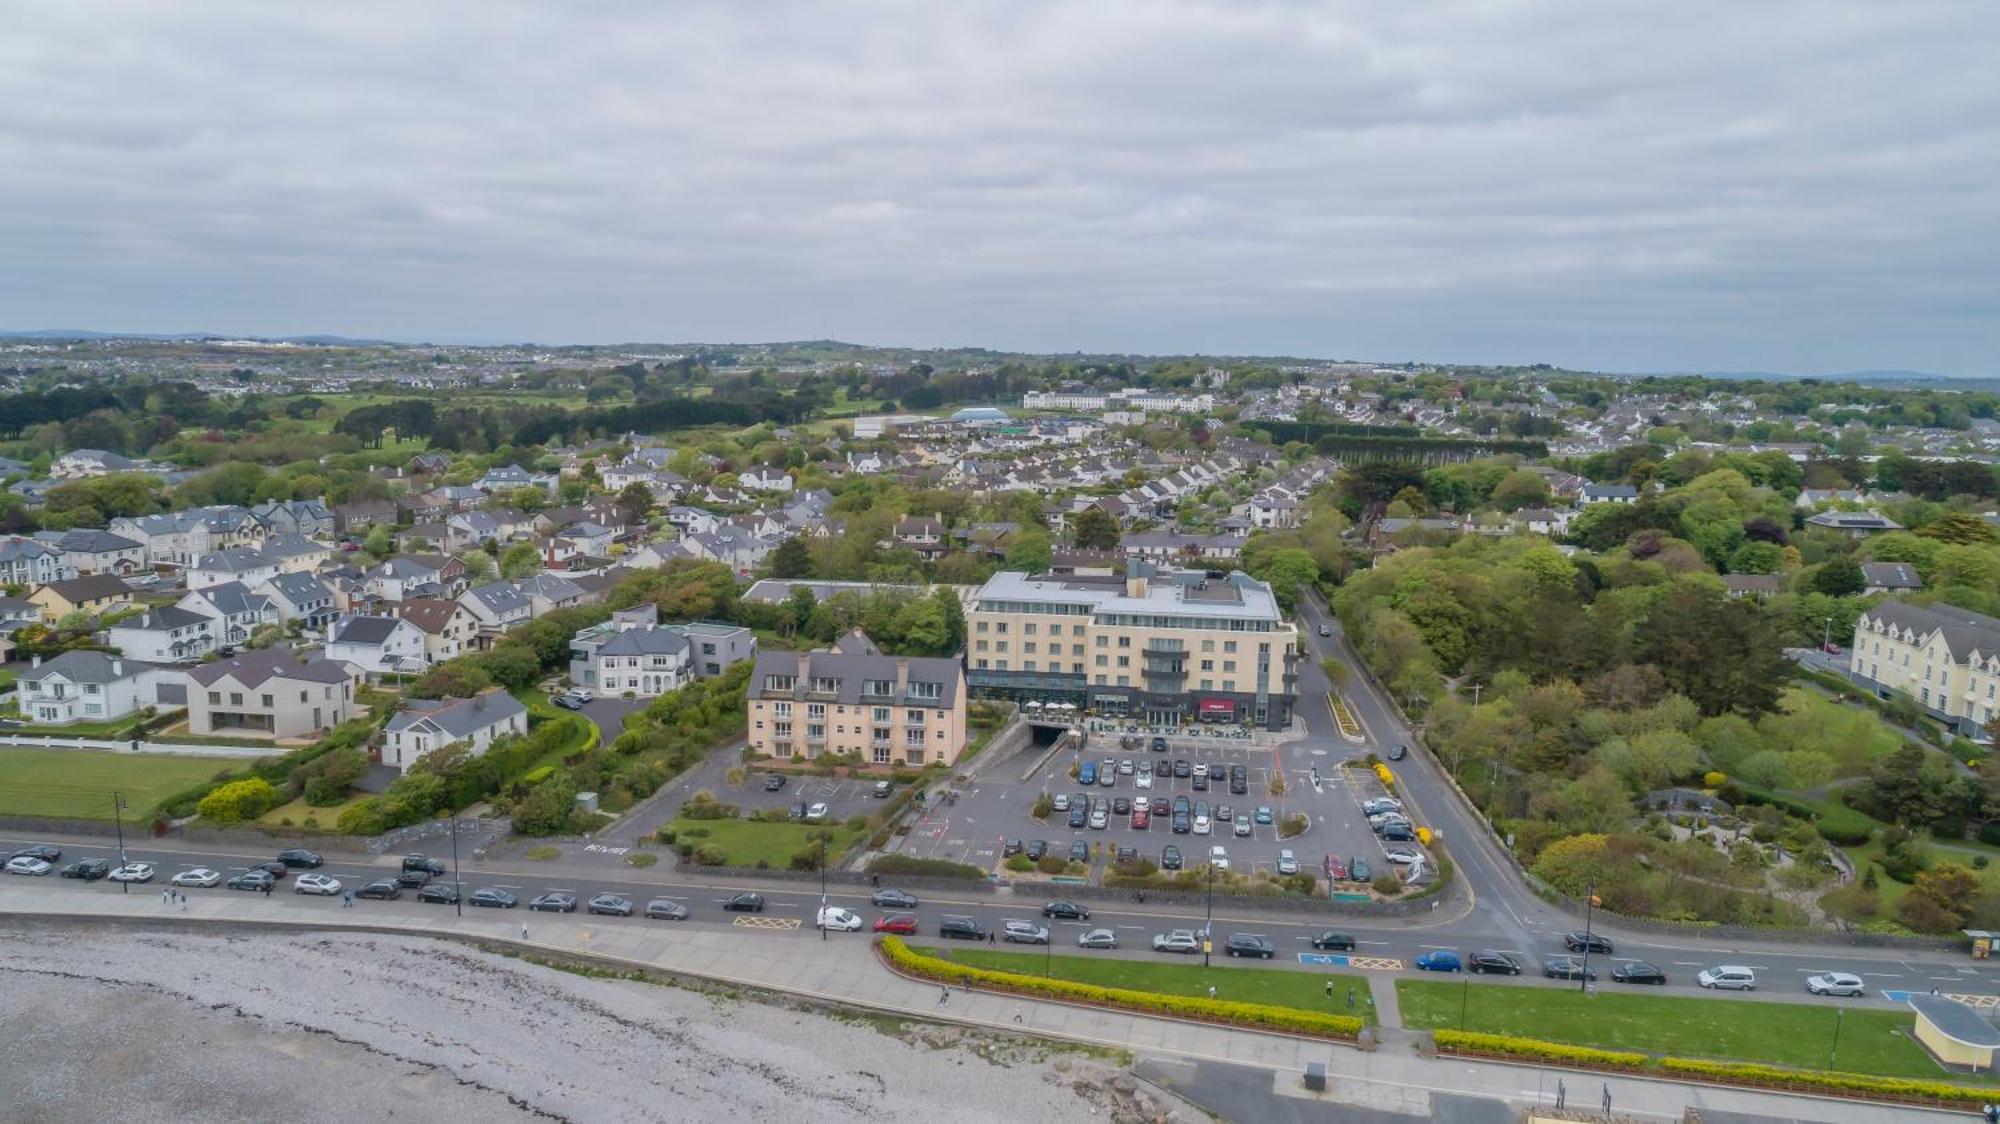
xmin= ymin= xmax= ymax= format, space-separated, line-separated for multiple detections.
xmin=224 ymin=870 xmax=273 ymax=892
xmin=939 ymin=915 xmax=987 ymax=940
xmin=1215 ymin=804 xmax=1234 ymax=822
xmin=872 ymin=780 xmax=894 ymax=798
xmin=529 ymin=891 xmax=578 ymax=913
xmin=469 ymin=887 xmax=518 ymax=909
xmin=1806 ymin=972 xmax=1865 ymax=997
xmin=763 ymin=774 xmax=787 ymax=791
xmin=1469 ymin=950 xmax=1522 ymax=975
xmin=1068 ymin=840 xmax=1089 ymax=863
xmin=1042 ymin=900 xmax=1090 ymax=920
xmin=1348 ymin=857 xmax=1372 ymax=882
xmin=402 ymin=855 xmax=448 ymax=876
xmin=1233 ymin=818 xmax=1252 ymax=837
xmin=171 ymin=868 xmax=222 ymax=888
xmin=1134 ymin=770 xmax=1153 ymax=790
xmin=10 ymin=844 xmax=61 ymax=863
xmin=1051 ymin=793 xmax=1071 ymax=811
xmin=872 ymin=888 xmax=919 ymax=909
xmin=552 ymin=692 xmax=585 ymax=710
xmin=1111 ymin=796 xmax=1131 ymax=815
xmin=1610 ymin=961 xmax=1667 ymax=985
xmin=5 ymin=856 xmax=53 ymax=876
xmin=416 ymin=883 xmax=459 ymax=905
xmin=1361 ymin=798 xmax=1402 ymax=817
xmin=722 ymin=892 xmax=766 ymax=913
xmin=60 ymin=859 xmax=111 ymax=881
xmin=1161 ymin=844 xmax=1183 ymax=870
xmin=1697 ymin=965 xmax=1758 ymax=990
xmin=1563 ymin=930 xmax=1614 ymax=955
xmin=294 ymin=873 xmax=343 ymax=896
xmin=1151 ymin=736 xmax=1168 ymax=752
xmin=353 ymin=878 xmax=400 ymax=900
xmin=1025 ymin=840 xmax=1049 ymax=861
xmin=108 ymin=862 xmax=156 ymax=883
xmin=1324 ymin=854 xmax=1348 ymax=881
xmin=1191 ymin=772 xmax=1209 ymax=792
xmin=1172 ymin=759 xmax=1192 ymax=778
xmin=1116 ymin=758 xmax=1135 ymax=775
xmin=804 ymin=803 xmax=829 ymax=822
xmin=1068 ymin=804 xmax=1088 ymax=829
xmin=1152 ymin=929 xmax=1201 ymax=954
xmin=1192 ymin=814 xmax=1211 ymax=835
xmin=1381 ymin=824 xmax=1416 ymax=842
xmin=1079 ymin=762 xmax=1098 ymax=785
xmin=1224 ymin=934 xmax=1276 ymax=959
xmin=1414 ymin=950 xmax=1462 ymax=972
xmin=1130 ymin=807 xmax=1151 ymax=830
xmin=1002 ymin=920 xmax=1051 ymax=944
xmin=1078 ymin=928 xmax=1119 ymax=949
xmin=1088 ymin=806 xmax=1108 ymax=830
xmin=1311 ymin=930 xmax=1356 ymax=951
xmin=874 ymin=913 xmax=919 ymax=934
xmin=1002 ymin=838 xmax=1023 ymax=857
xmin=587 ymin=893 xmax=634 ymax=917
xmin=395 ymin=868 xmax=433 ymax=889
xmin=1254 ymin=806 xmax=1274 ymax=825
xmin=1383 ymin=846 xmax=1423 ymax=866
xmin=1209 ymin=845 xmax=1230 ymax=870
xmin=1153 ymin=760 xmax=1171 ymax=777
xmin=644 ymin=898 xmax=689 ymax=920
xmin=1115 ymin=845 xmax=1137 ymax=864
xmin=276 ymin=848 xmax=324 ymax=869
xmin=1276 ymin=849 xmax=1300 ymax=875
xmin=1542 ymin=956 xmax=1597 ymax=981
xmin=816 ymin=906 xmax=864 ymax=932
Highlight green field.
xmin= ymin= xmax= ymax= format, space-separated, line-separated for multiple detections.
xmin=0 ymin=748 xmax=229 ymax=820
xmin=668 ymin=817 xmax=863 ymax=867
xmin=921 ymin=946 xmax=1374 ymax=1023
xmin=1397 ymin=979 xmax=1972 ymax=1081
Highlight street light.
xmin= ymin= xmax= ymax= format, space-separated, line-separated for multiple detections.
xmin=1823 ymin=616 xmax=1833 ymax=655
xmin=1202 ymin=861 xmax=1215 ymax=968
xmin=819 ymin=833 xmax=828 ymax=942
xmin=449 ymin=813 xmax=463 ymax=918
xmin=1578 ymin=882 xmax=1600 ymax=994
xmin=111 ymin=791 xmax=128 ymax=894
xmin=1829 ymin=1006 xmax=1845 ymax=1068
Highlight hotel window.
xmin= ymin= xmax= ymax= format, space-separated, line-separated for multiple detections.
xmin=1200 ymin=660 xmax=1213 ymax=671
xmin=1095 ymin=635 xmax=1107 ymax=648
xmin=1117 ymin=656 xmax=1130 ymax=668
xmin=1223 ymin=641 xmax=1237 ymax=653
xmin=1071 ymin=625 xmax=1084 ymax=636
xmin=1223 ymin=660 xmax=1236 ymax=672
xmin=1024 ymin=623 xmax=1037 ymax=635
xmin=976 ymin=621 xmax=988 ymax=633
xmin=976 ymin=640 xmax=988 ymax=652
xmin=1024 ymin=660 xmax=1036 ymax=672
xmin=1116 ymin=676 xmax=1129 ymax=687
xmin=1024 ymin=642 xmax=1036 ymax=654
xmin=1201 ymin=639 xmax=1214 ymax=652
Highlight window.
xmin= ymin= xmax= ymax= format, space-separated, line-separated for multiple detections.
xmin=1116 ymin=675 xmax=1129 ymax=687
xmin=1094 ymin=655 xmax=1107 ymax=668
xmin=260 ymin=694 xmax=273 ymax=708
xmin=996 ymin=641 xmax=1009 ymax=653
xmin=208 ymin=691 xmax=221 ymax=705
xmin=1024 ymin=623 xmax=1037 ymax=635
xmin=872 ymin=707 xmax=890 ymax=721
xmin=774 ymin=721 xmax=792 ymax=737
xmin=1223 ymin=660 xmax=1236 ymax=673
xmin=1024 ymin=660 xmax=1037 ymax=672
xmin=873 ymin=746 xmax=892 ymax=764
xmin=976 ymin=621 xmax=988 ymax=633
xmin=773 ymin=701 xmax=791 ymax=718
xmin=806 ymin=703 xmax=825 ymax=718
xmin=1223 ymin=641 xmax=1237 ymax=654
xmin=1116 ymin=656 xmax=1129 ymax=668
xmin=230 ymin=692 xmax=243 ymax=706
xmin=1024 ymin=642 xmax=1037 ymax=654
xmin=1201 ymin=639 xmax=1214 ymax=652
xmin=1095 ymin=636 xmax=1107 ymax=648
xmin=1117 ymin=636 xmax=1131 ymax=648
xmin=1071 ymin=624 xmax=1084 ymax=636
xmin=1199 ymin=679 xmax=1212 ymax=690
xmin=1200 ymin=659 xmax=1213 ymax=671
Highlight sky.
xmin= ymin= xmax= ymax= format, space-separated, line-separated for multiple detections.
xmin=1 ymin=2 xmax=1995 ymax=375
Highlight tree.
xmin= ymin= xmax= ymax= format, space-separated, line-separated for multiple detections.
xmin=512 ymin=773 xmax=577 ymax=835
xmin=1490 ymin=470 xmax=1551 ymax=512
xmin=1640 ymin=580 xmax=1790 ymax=716
xmin=457 ymin=549 xmax=496 ymax=583
xmin=1071 ymin=507 xmax=1120 ymax=550
xmin=1249 ymin=547 xmax=1319 ymax=610
xmin=1728 ymin=541 xmax=1785 ymax=574
xmin=1812 ymin=557 xmax=1865 ymax=596
xmin=615 ymin=481 xmax=656 ymax=526
xmin=1897 ymin=862 xmax=1982 ymax=933
xmin=1528 ymin=832 xmax=1613 ymax=896
xmin=1004 ymin=530 xmax=1052 ymax=573
xmin=412 ymin=661 xmax=495 ymax=700
xmin=768 ymin=536 xmax=814 ymax=579
xmin=1917 ymin=511 xmax=1997 ymax=545
xmin=500 ymin=542 xmax=541 ymax=579
xmin=362 ymin=524 xmax=393 ymax=560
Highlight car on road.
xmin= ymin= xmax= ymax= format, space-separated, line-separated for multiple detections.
xmin=1134 ymin=770 xmax=1153 ymax=790
xmin=1414 ymin=950 xmax=1462 ymax=972
xmin=469 ymin=887 xmax=518 ymax=909
xmin=552 ymin=692 xmax=585 ymax=710
xmin=10 ymin=844 xmax=61 ymax=863
xmin=1161 ymin=844 xmax=1182 ymax=870
xmin=1151 ymin=736 xmax=1168 ymax=752
xmin=1469 ymin=950 xmax=1522 ymax=975
xmin=396 ymin=868 xmax=433 ymax=889
xmin=1078 ymin=928 xmax=1118 ymax=949
xmin=1324 ymin=854 xmax=1348 ymax=881
xmin=1696 ymin=965 xmax=1758 ymax=990
xmin=1225 ymin=933 xmax=1276 ymax=959
xmin=6 ymin=856 xmax=53 ymax=876
xmin=354 ymin=878 xmax=400 ymax=900
xmin=587 ymin=893 xmax=634 ymax=917
xmin=1311 ymin=930 xmax=1356 ymax=951
xmin=1807 ymin=972 xmax=1865 ymax=997
xmin=763 ymin=774 xmax=787 ymax=791
xmin=1562 ymin=931 xmax=1614 ymax=955
xmin=1542 ymin=955 xmax=1597 ymax=981
xmin=529 ymin=891 xmax=579 ymax=913
xmin=1068 ymin=840 xmax=1089 ymax=864
xmin=1042 ymin=900 xmax=1090 ymax=920
xmin=244 ymin=860 xmax=290 ymax=880
xmin=1383 ymin=846 xmax=1423 ymax=866
xmin=816 ymin=906 xmax=864 ymax=932
xmin=277 ymin=848 xmax=323 ymax=868
xmin=804 ymin=802 xmax=830 ymax=822
xmin=1387 ymin=744 xmax=1408 ymax=761
xmin=61 ymin=859 xmax=112 ymax=881
xmin=939 ymin=915 xmax=987 ymax=940
xmin=722 ymin=892 xmax=766 ymax=912
xmin=229 ymin=870 xmax=277 ymax=892
xmin=1318 ymin=625 xmax=1331 ymax=637
xmin=1611 ymin=961 xmax=1667 ymax=985
xmin=1233 ymin=818 xmax=1252 ymax=837
xmin=1003 ymin=920 xmax=1051 ymax=944
xmin=874 ymin=912 xmax=919 ymax=934
xmin=417 ymin=883 xmax=460 ymax=905
xmin=295 ymin=873 xmax=343 ymax=896
xmin=1152 ymin=930 xmax=1201 ymax=954
xmin=1348 ymin=857 xmax=1372 ymax=883
xmin=403 ymin=855 xmax=448 ymax=876
xmin=644 ymin=898 xmax=690 ymax=920
xmin=872 ymin=888 xmax=919 ymax=909
xmin=1276 ymin=849 xmax=1300 ymax=875
xmin=1026 ymin=840 xmax=1049 ymax=861
xmin=108 ymin=862 xmax=157 ymax=883
xmin=172 ymin=868 xmax=222 ymax=888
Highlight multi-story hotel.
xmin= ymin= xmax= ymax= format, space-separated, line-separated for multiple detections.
xmin=746 ymin=630 xmax=967 ymax=768
xmin=966 ymin=563 xmax=1300 ymax=730
xmin=1851 ymin=600 xmax=2000 ymax=742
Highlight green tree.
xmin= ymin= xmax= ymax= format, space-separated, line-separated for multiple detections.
xmin=1490 ymin=470 xmax=1552 ymax=512
xmin=1249 ymin=547 xmax=1319 ymax=610
xmin=1728 ymin=541 xmax=1786 ymax=574
xmin=362 ymin=524 xmax=393 ymax=560
xmin=1004 ymin=530 xmax=1052 ymax=573
xmin=1528 ymin=832 xmax=1613 ymax=896
xmin=500 ymin=542 xmax=541 ymax=579
xmin=1917 ymin=511 xmax=1998 ymax=545
xmin=1813 ymin=557 xmax=1865 ymax=596
xmin=768 ymin=535 xmax=814 ymax=579
xmin=196 ymin=777 xmax=280 ymax=824
xmin=615 ymin=481 xmax=656 ymax=526
xmin=456 ymin=549 xmax=496 ymax=583
xmin=1071 ymin=507 xmax=1120 ymax=550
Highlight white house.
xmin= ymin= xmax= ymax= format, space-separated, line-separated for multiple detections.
xmin=256 ymin=571 xmax=339 ymax=629
xmin=0 ymin=537 xmax=76 ymax=586
xmin=1578 ymin=483 xmax=1640 ymax=506
xmin=740 ymin=466 xmax=794 ymax=494
xmin=178 ymin=581 xmax=279 ymax=647
xmin=325 ymin=614 xmax=430 ymax=675
xmin=187 ymin=547 xmax=284 ymax=592
xmin=382 ymin=689 xmax=529 ymax=774
xmin=108 ymin=606 xmax=218 ymax=663
xmin=15 ymin=651 xmax=170 ymax=725
xmin=185 ymin=648 xmax=360 ymax=739
xmin=458 ymin=580 xmax=532 ymax=632
xmin=41 ymin=529 xmax=147 ymax=576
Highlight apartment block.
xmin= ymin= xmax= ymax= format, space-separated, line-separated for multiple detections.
xmin=746 ymin=630 xmax=965 ymax=768
xmin=1851 ymin=600 xmax=2000 ymax=742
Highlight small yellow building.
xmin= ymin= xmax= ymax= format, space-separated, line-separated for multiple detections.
xmin=1908 ymin=994 xmax=2000 ymax=1072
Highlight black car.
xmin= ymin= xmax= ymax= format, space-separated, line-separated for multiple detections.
xmin=1348 ymin=857 xmax=1372 ymax=882
xmin=1067 ymin=840 xmax=1089 ymax=863
xmin=529 ymin=891 xmax=578 ymax=912
xmin=1172 ymin=795 xmax=1190 ymax=817
xmin=228 ymin=870 xmax=275 ymax=892
xmin=1229 ymin=774 xmax=1248 ymax=796
xmin=1543 ymin=955 xmax=1598 ymax=981
xmin=469 ymin=887 xmax=518 ymax=909
xmin=1387 ymin=744 xmax=1409 ymax=761
xmin=1002 ymin=838 xmax=1023 ymax=857
xmin=416 ymin=883 xmax=460 ymax=905
xmin=587 ymin=893 xmax=634 ymax=917
xmin=1025 ymin=840 xmax=1049 ymax=861
xmin=872 ymin=888 xmax=919 ymax=909
xmin=402 ymin=855 xmax=448 ymax=876
xmin=355 ymin=879 xmax=401 ymax=900
xmin=60 ymin=859 xmax=111 ymax=880
xmin=1151 ymin=736 xmax=1168 ymax=752
xmin=1563 ymin=931 xmax=1614 ymax=955
xmin=276 ymin=848 xmax=323 ymax=868
xmin=1225 ymin=933 xmax=1276 ymax=959
xmin=1161 ymin=845 xmax=1183 ymax=869
xmin=245 ymin=860 xmax=289 ymax=880
xmin=1153 ymin=760 xmax=1171 ymax=778
xmin=1468 ymin=950 xmax=1522 ymax=975
xmin=1172 ymin=759 xmax=1192 ymax=778
xmin=395 ymin=868 xmax=432 ymax=889
xmin=722 ymin=892 xmax=765 ymax=912
xmin=13 ymin=844 xmax=62 ymax=863
xmin=1042 ymin=900 xmax=1090 ymax=920
xmin=789 ymin=801 xmax=809 ymax=820
xmin=1067 ymin=804 xmax=1088 ymax=829
xmin=1611 ymin=961 xmax=1667 ymax=985
xmin=940 ymin=915 xmax=987 ymax=940
xmin=1171 ymin=814 xmax=1190 ymax=834
xmin=1191 ymin=772 xmax=1208 ymax=791
xmin=1381 ymin=824 xmax=1416 ymax=842
xmin=1111 ymin=797 xmax=1131 ymax=815
xmin=1310 ymin=930 xmax=1356 ymax=951
xmin=645 ymin=898 xmax=690 ymax=920
xmin=1115 ymin=845 xmax=1137 ymax=864
xmin=1207 ymin=764 xmax=1226 ymax=781
xmin=763 ymin=774 xmax=787 ymax=791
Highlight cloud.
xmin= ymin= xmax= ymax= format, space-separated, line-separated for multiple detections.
xmin=0 ymin=0 xmax=1993 ymax=373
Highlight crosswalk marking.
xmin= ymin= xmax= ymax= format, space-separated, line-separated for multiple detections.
xmin=732 ymin=915 xmax=802 ymax=931
xmin=1348 ymin=956 xmax=1403 ymax=971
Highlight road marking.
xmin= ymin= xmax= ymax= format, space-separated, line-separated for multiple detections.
xmin=1672 ymin=961 xmax=1703 ymax=967
xmin=732 ymin=915 xmax=802 ymax=931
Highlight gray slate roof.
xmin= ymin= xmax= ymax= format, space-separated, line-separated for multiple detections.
xmin=331 ymin=615 xmax=405 ymax=645
xmin=187 ymin=647 xmax=353 ymax=688
xmin=596 ymin=627 xmax=690 ymax=658
xmin=114 ymin=605 xmax=211 ymax=632
xmin=20 ymin=649 xmax=144 ymax=685
xmin=387 ymin=690 xmax=526 ymax=740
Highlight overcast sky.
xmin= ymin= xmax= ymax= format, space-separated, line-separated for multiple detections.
xmin=2 ymin=2 xmax=1994 ymax=374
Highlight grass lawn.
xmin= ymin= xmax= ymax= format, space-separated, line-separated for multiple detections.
xmin=921 ymin=946 xmax=1375 ymax=1024
xmin=1397 ymin=979 xmax=1976 ymax=1081
xmin=0 ymin=747 xmax=230 ymax=820
xmin=669 ymin=817 xmax=862 ymax=868
xmin=257 ymin=790 xmax=373 ymax=829
xmin=0 ymin=705 xmax=140 ymax=739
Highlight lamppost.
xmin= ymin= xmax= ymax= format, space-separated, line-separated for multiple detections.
xmin=1823 ymin=616 xmax=1833 ymax=656
xmin=449 ymin=813 xmax=463 ymax=918
xmin=112 ymin=791 xmax=128 ymax=894
xmin=1202 ymin=861 xmax=1216 ymax=968
xmin=1578 ymin=881 xmax=1599 ymax=994
xmin=819 ymin=833 xmax=829 ymax=942
xmin=1829 ymin=1006 xmax=1845 ymax=1068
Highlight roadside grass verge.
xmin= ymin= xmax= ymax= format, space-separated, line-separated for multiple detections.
xmin=666 ymin=817 xmax=862 ymax=868
xmin=921 ymin=945 xmax=1376 ymax=1025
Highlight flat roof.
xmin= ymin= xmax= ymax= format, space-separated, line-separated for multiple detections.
xmin=1909 ymin=994 xmax=2000 ymax=1047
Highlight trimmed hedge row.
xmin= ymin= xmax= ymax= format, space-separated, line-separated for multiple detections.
xmin=1433 ymin=1029 xmax=1993 ymax=1108
xmin=877 ymin=937 xmax=1363 ymax=1041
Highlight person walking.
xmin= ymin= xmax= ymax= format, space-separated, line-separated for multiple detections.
xmin=938 ymin=987 xmax=949 ymax=1006
xmin=161 ymin=888 xmax=170 ymax=905
xmin=521 ymin=923 xmax=530 ymax=941
xmin=1207 ymin=985 xmax=1216 ymax=1000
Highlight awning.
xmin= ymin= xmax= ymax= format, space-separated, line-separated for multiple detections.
xmin=1199 ymin=698 xmax=1236 ymax=715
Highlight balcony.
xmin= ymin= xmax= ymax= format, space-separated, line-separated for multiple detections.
xmin=1144 ymin=639 xmax=1185 ymax=655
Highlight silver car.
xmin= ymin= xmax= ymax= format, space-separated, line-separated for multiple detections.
xmin=1806 ymin=972 xmax=1865 ymax=997
xmin=172 ymin=867 xmax=223 ymax=887
xmin=1077 ymin=928 xmax=1119 ymax=949
xmin=1002 ymin=920 xmax=1050 ymax=945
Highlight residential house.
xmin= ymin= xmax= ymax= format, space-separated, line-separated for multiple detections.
xmin=27 ymin=574 xmax=131 ymax=622
xmin=111 ymin=506 xmax=262 ymax=566
xmin=665 ymin=505 xmax=722 ymax=535
xmin=1795 ymin=488 xmax=1867 ymax=510
xmin=1861 ymin=562 xmax=1925 ymax=595
xmin=459 ymin=580 xmax=533 ymax=636
xmin=406 ymin=452 xmax=452 ymax=476
xmin=178 ymin=581 xmax=278 ymax=646
xmin=256 ymin=571 xmax=339 ymax=629
xmin=514 ymin=572 xmax=584 ymax=617
xmin=366 ymin=554 xmax=467 ymax=601
xmin=396 ymin=597 xmax=481 ymax=663
xmin=332 ymin=498 xmax=399 ymax=534
xmin=0 ymin=537 xmax=78 ymax=586
xmin=1851 ymin=601 xmax=2000 ymax=741
xmin=250 ymin=499 xmax=336 ymax=540
xmin=1578 ymin=483 xmax=1640 ymax=506
xmin=187 ymin=547 xmax=284 ymax=591
xmin=1807 ymin=510 xmax=1903 ymax=538
xmin=50 ymin=449 xmax=142 ymax=479
xmin=1511 ymin=507 xmax=1577 ymax=537
xmin=569 ymin=605 xmax=756 ymax=695
xmin=1723 ymin=574 xmax=1783 ymax=600
xmin=258 ymin=534 xmax=332 ymax=574
xmin=739 ymin=466 xmax=794 ymax=494
xmin=15 ymin=651 xmax=170 ymax=725
xmin=325 ymin=614 xmax=430 ymax=675
xmin=1119 ymin=530 xmax=1247 ymax=563
xmin=108 ymin=606 xmax=218 ymax=663
xmin=41 ymin=529 xmax=146 ymax=576
xmin=894 ymin=514 xmax=949 ymax=560
xmin=185 ymin=648 xmax=360 ymax=738
xmin=746 ymin=629 xmax=967 ymax=768
xmin=382 ymin=689 xmax=529 ymax=774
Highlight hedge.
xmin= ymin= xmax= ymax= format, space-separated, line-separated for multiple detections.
xmin=865 ymin=854 xmax=988 ymax=880
xmin=878 ymin=937 xmax=1363 ymax=1041
xmin=1433 ymin=1029 xmax=1994 ymax=1108
xmin=522 ymin=765 xmax=556 ymax=786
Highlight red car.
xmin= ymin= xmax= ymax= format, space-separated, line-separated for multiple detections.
xmin=1324 ymin=854 xmax=1348 ymax=881
xmin=1130 ymin=808 xmax=1150 ymax=830
xmin=873 ymin=913 xmax=919 ymax=935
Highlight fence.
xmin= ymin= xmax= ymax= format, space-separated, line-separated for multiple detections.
xmin=0 ymin=732 xmax=273 ymax=759
xmin=1004 ymin=877 xmax=1447 ymax=917
xmin=677 ymin=864 xmax=1000 ymax=896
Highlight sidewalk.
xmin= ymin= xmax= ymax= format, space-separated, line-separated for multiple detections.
xmin=0 ymin=885 xmax=1965 ymax=1123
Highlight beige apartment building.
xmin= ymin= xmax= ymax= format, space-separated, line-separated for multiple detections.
xmin=966 ymin=563 xmax=1300 ymax=729
xmin=1851 ymin=600 xmax=2000 ymax=742
xmin=746 ymin=630 xmax=966 ymax=768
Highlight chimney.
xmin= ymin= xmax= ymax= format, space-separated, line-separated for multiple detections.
xmin=30 ymin=654 xmax=40 ymax=669
xmin=111 ymin=659 xmax=122 ymax=676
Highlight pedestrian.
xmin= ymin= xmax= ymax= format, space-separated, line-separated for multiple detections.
xmin=1324 ymin=980 xmax=1333 ymax=999
xmin=1346 ymin=987 xmax=1356 ymax=1011
xmin=962 ymin=974 xmax=972 ymax=992
xmin=988 ymin=929 xmax=996 ymax=945
xmin=521 ymin=924 xmax=530 ymax=941
xmin=162 ymin=888 xmax=170 ymax=905
xmin=1207 ymin=985 xmax=1216 ymax=1000
xmin=938 ymin=987 xmax=949 ymax=1006
xmin=262 ymin=881 xmax=271 ymax=897
xmin=179 ymin=893 xmax=188 ymax=912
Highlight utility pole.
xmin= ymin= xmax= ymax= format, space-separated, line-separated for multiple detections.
xmin=449 ymin=814 xmax=462 ymax=917
xmin=819 ymin=833 xmax=829 ymax=941
xmin=1202 ymin=862 xmax=1215 ymax=968
xmin=1578 ymin=881 xmax=1598 ymax=993
xmin=112 ymin=791 xmax=128 ymax=894
xmin=1829 ymin=1006 xmax=1844 ymax=1068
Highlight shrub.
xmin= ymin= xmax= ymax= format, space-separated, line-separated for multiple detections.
xmin=679 ymin=792 xmax=740 ymax=820
xmin=1371 ymin=871 xmax=1404 ymax=896
xmin=1031 ymin=793 xmax=1053 ymax=820
xmin=1004 ymin=855 xmax=1034 ymax=872
xmin=196 ymin=777 xmax=281 ymax=824
xmin=845 ymin=814 xmax=869 ymax=832
xmin=1434 ymin=1030 xmax=1647 ymax=1070
xmin=1703 ymin=771 xmax=1727 ymax=789
xmin=1657 ymin=1056 xmax=1992 ymax=1107
xmin=1269 ymin=775 xmax=1288 ymax=797
xmin=336 ymin=798 xmax=389 ymax=835
xmin=691 ymin=844 xmax=726 ymax=866
xmin=625 ymin=852 xmax=657 ymax=868
xmin=522 ymin=765 xmax=556 ymax=786
xmin=866 ymin=854 xmax=987 ymax=880
xmin=1036 ymin=854 xmax=1069 ymax=874
xmin=1279 ymin=813 xmax=1309 ymax=839
xmin=724 ymin=766 xmax=747 ymax=787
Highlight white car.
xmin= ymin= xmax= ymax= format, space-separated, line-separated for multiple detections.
xmin=1806 ymin=972 xmax=1866 ymax=997
xmin=815 ymin=906 xmax=864 ymax=932
xmin=5 ymin=856 xmax=52 ymax=876
xmin=1002 ymin=920 xmax=1050 ymax=945
xmin=295 ymin=873 xmax=343 ymax=896
xmin=568 ymin=686 xmax=593 ymax=700
xmin=1208 ymin=845 xmax=1230 ymax=870
xmin=1697 ymin=965 xmax=1758 ymax=991
xmin=1275 ymin=848 xmax=1299 ymax=875
xmin=1383 ymin=846 xmax=1423 ymax=866
xmin=1134 ymin=771 xmax=1153 ymax=790
xmin=1051 ymin=793 xmax=1071 ymax=811
xmin=804 ymin=802 xmax=830 ymax=822
xmin=1152 ymin=929 xmax=1201 ymax=954
xmin=108 ymin=862 xmax=156 ymax=883
xmin=1362 ymin=798 xmax=1403 ymax=816
xmin=171 ymin=868 xmax=223 ymax=888
xmin=1117 ymin=759 xmax=1135 ymax=775
xmin=1192 ymin=815 xmax=1211 ymax=835
xmin=1233 ymin=818 xmax=1252 ymax=837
